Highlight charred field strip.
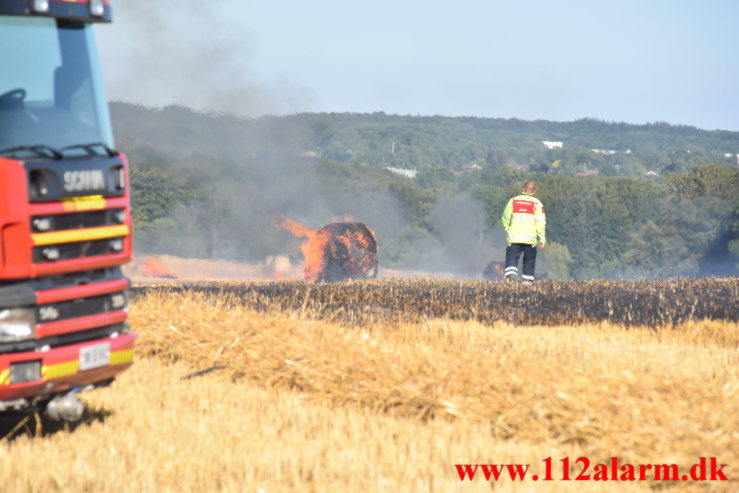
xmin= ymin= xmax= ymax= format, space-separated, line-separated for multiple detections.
xmin=129 ymin=277 xmax=737 ymax=327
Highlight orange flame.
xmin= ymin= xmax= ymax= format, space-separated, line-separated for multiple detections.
xmin=273 ymin=215 xmax=330 ymax=282
xmin=273 ymin=215 xmax=378 ymax=282
xmin=272 ymin=215 xmax=316 ymax=239
xmin=141 ymin=257 xmax=179 ymax=279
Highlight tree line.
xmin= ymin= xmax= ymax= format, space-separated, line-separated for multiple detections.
xmin=111 ymin=103 xmax=739 ymax=278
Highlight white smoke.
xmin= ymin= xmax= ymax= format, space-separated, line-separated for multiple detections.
xmin=96 ymin=0 xmax=317 ymax=116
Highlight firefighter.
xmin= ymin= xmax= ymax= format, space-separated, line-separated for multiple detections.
xmin=500 ymin=181 xmax=546 ymax=284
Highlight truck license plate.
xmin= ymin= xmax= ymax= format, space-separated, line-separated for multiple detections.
xmin=79 ymin=343 xmax=110 ymax=371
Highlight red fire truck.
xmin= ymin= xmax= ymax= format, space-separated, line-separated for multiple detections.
xmin=0 ymin=0 xmax=135 ymax=421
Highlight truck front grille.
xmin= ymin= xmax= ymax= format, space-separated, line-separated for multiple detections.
xmin=31 ymin=209 xmax=125 ymax=232
xmin=32 ymin=267 xmax=122 ymax=290
xmin=32 ymin=237 xmax=125 ymax=263
xmin=36 ymin=291 xmax=128 ymax=323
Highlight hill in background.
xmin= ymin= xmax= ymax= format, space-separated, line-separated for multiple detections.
xmin=110 ymin=102 xmax=739 ymax=279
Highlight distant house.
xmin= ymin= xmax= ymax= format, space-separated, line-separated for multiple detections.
xmin=385 ymin=167 xmax=417 ymax=178
xmin=541 ymin=141 xmax=563 ymax=149
xmin=645 ymin=170 xmax=661 ymax=178
xmin=591 ymin=149 xmax=617 ymax=155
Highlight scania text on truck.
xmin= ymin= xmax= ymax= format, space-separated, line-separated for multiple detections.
xmin=0 ymin=0 xmax=135 ymax=421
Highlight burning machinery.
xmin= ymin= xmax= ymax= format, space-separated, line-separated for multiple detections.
xmin=482 ymin=261 xmax=505 ymax=281
xmin=274 ymin=216 xmax=378 ymax=282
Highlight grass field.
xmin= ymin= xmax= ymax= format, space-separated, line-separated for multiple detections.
xmin=1 ymin=279 xmax=737 ymax=492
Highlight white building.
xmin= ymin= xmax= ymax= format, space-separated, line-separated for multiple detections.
xmin=385 ymin=167 xmax=417 ymax=178
xmin=541 ymin=141 xmax=563 ymax=149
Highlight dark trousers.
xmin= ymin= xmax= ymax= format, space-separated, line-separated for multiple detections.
xmin=504 ymin=243 xmax=537 ymax=281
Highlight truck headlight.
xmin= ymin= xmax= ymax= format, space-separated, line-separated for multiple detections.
xmin=42 ymin=247 xmax=60 ymax=261
xmin=32 ymin=217 xmax=53 ymax=232
xmin=29 ymin=0 xmax=49 ymax=14
xmin=109 ymin=238 xmax=124 ymax=252
xmin=10 ymin=360 xmax=41 ymax=384
xmin=115 ymin=166 xmax=125 ymax=190
xmin=0 ymin=308 xmax=36 ymax=342
xmin=113 ymin=210 xmax=126 ymax=224
xmin=110 ymin=292 xmax=127 ymax=309
xmin=89 ymin=0 xmax=104 ymax=17
xmin=29 ymin=170 xmax=49 ymax=198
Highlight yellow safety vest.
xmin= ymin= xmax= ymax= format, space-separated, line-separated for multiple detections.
xmin=500 ymin=193 xmax=546 ymax=245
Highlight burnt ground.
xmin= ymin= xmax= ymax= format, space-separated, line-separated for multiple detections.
xmin=129 ymin=277 xmax=737 ymax=328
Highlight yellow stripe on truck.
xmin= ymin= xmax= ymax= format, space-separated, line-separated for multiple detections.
xmin=42 ymin=349 xmax=133 ymax=381
xmin=31 ymin=224 xmax=129 ymax=246
xmin=0 ymin=369 xmax=9 ymax=386
xmin=109 ymin=349 xmax=134 ymax=366
xmin=62 ymin=195 xmax=106 ymax=211
xmin=43 ymin=360 xmax=79 ymax=380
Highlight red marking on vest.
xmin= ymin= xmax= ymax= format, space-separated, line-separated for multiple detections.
xmin=513 ymin=200 xmax=535 ymax=214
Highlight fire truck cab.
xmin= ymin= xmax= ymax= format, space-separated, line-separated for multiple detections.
xmin=0 ymin=0 xmax=135 ymax=420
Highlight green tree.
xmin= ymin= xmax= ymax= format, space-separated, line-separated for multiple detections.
xmin=541 ymin=242 xmax=573 ymax=280
xmin=129 ymin=165 xmax=200 ymax=227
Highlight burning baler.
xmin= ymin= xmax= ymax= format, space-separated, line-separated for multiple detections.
xmin=0 ymin=0 xmax=135 ymax=420
xmin=275 ymin=215 xmax=379 ymax=282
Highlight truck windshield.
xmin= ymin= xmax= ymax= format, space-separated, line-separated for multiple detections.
xmin=0 ymin=16 xmax=114 ymax=157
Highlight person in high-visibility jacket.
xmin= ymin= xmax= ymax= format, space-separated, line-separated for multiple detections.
xmin=500 ymin=181 xmax=546 ymax=284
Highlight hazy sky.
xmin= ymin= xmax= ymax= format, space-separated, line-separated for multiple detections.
xmin=96 ymin=0 xmax=739 ymax=131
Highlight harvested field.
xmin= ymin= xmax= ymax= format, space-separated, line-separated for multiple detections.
xmin=2 ymin=277 xmax=738 ymax=492
xmin=130 ymin=277 xmax=738 ymax=327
